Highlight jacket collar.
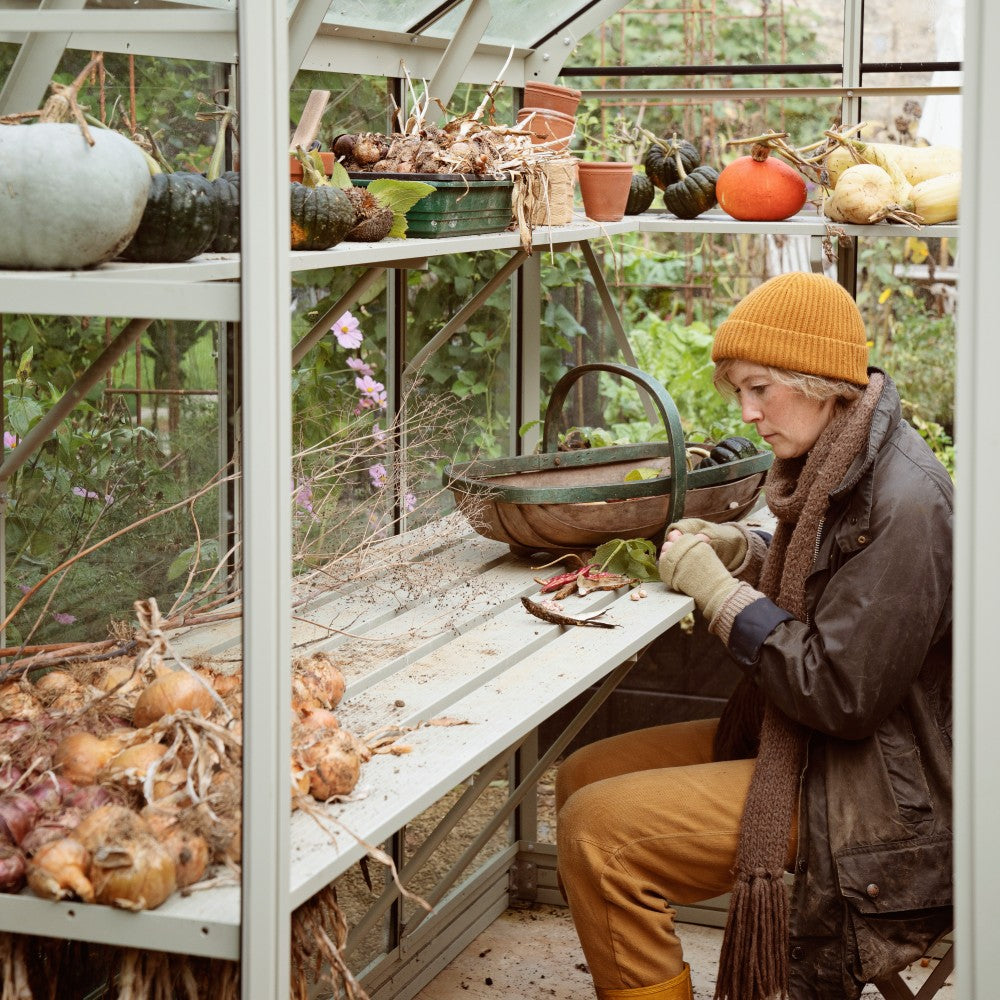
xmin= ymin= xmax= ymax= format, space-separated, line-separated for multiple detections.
xmin=830 ymin=367 xmax=900 ymax=502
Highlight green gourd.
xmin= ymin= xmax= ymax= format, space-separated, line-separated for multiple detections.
xmin=210 ymin=170 xmax=241 ymax=253
xmin=120 ymin=172 xmax=221 ymax=263
xmin=289 ymin=183 xmax=356 ymax=251
xmin=708 ymin=436 xmax=759 ymax=464
xmin=624 ymin=171 xmax=655 ymax=215
xmin=644 ymin=137 xmax=700 ymax=191
xmin=662 ymin=149 xmax=719 ymax=220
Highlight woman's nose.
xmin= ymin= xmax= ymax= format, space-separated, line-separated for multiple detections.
xmin=741 ymin=398 xmax=761 ymax=423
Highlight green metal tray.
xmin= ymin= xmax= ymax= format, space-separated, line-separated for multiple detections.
xmin=443 ymin=363 xmax=773 ymax=554
xmin=349 ymin=172 xmax=513 ymax=238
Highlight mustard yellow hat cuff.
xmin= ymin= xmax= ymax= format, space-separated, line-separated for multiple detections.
xmin=713 ymin=318 xmax=869 ymax=385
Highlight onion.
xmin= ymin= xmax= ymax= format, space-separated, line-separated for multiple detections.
xmin=26 ymin=837 xmax=94 ymax=902
xmin=291 ymin=651 xmax=346 ymax=712
xmin=0 ymin=681 xmax=41 ymax=720
xmin=101 ymin=742 xmax=168 ymax=786
xmin=0 ymin=794 xmax=41 ymax=845
xmin=196 ymin=665 xmax=241 ymax=697
xmin=54 ymin=732 xmax=122 ymax=785
xmin=21 ymin=806 xmax=85 ymax=855
xmin=33 ymin=670 xmax=80 ymax=696
xmin=22 ymin=771 xmax=74 ymax=811
xmin=297 ymin=706 xmax=340 ymax=731
xmin=0 ymin=763 xmax=24 ymax=794
xmin=295 ymin=729 xmax=363 ymax=800
xmin=73 ymin=803 xmax=177 ymax=910
xmin=133 ymin=671 xmax=216 ymax=727
xmin=90 ymin=837 xmax=176 ymax=910
xmin=98 ymin=663 xmax=142 ymax=696
xmin=0 ymin=844 xmax=27 ymax=893
xmin=63 ymin=784 xmax=116 ymax=813
xmin=144 ymin=817 xmax=208 ymax=889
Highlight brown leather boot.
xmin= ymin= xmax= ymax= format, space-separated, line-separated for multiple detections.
xmin=595 ymin=963 xmax=693 ymax=1000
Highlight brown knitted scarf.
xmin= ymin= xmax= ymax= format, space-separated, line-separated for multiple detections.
xmin=713 ymin=373 xmax=884 ymax=1000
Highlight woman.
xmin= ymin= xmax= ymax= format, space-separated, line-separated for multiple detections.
xmin=556 ymin=272 xmax=952 ymax=1000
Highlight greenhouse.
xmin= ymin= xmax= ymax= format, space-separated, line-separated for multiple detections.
xmin=0 ymin=0 xmax=992 ymax=997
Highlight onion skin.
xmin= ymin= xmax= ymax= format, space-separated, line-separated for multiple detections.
xmin=27 ymin=837 xmax=94 ymax=902
xmin=101 ymin=741 xmax=168 ymax=786
xmin=0 ymin=844 xmax=27 ymax=893
xmin=132 ymin=671 xmax=216 ymax=727
xmin=0 ymin=763 xmax=24 ymax=794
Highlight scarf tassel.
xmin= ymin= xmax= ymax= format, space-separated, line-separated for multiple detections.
xmin=714 ymin=869 xmax=790 ymax=1000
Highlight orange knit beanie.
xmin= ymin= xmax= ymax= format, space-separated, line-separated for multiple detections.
xmin=712 ymin=272 xmax=869 ymax=385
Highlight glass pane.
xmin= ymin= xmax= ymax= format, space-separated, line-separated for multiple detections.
xmin=565 ymin=0 xmax=843 ymax=77
xmin=863 ymin=0 xmax=963 ymax=65
xmin=323 ymin=0 xmax=458 ymax=35
xmin=432 ymin=0 xmax=581 ymax=47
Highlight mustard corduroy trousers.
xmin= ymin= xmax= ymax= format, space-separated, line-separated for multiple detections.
xmin=555 ymin=717 xmax=798 ymax=999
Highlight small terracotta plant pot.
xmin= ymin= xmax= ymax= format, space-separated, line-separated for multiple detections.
xmin=577 ymin=161 xmax=635 ymax=222
xmin=289 ymin=152 xmax=335 ymax=181
xmin=516 ymin=107 xmax=576 ymax=153
xmin=524 ymin=81 xmax=582 ymax=117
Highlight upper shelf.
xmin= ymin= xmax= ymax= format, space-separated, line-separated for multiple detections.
xmin=0 ymin=212 xmax=960 ymax=322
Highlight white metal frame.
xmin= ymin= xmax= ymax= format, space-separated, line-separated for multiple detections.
xmin=0 ymin=0 xmax=989 ymax=992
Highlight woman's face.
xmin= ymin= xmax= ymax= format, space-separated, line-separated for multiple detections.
xmin=727 ymin=361 xmax=837 ymax=459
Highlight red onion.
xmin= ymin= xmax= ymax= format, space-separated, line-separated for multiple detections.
xmin=0 ymin=762 xmax=24 ymax=794
xmin=21 ymin=806 xmax=84 ymax=856
xmin=0 ymin=794 xmax=41 ymax=845
xmin=0 ymin=844 xmax=26 ymax=892
xmin=63 ymin=784 xmax=115 ymax=812
xmin=22 ymin=772 xmax=73 ymax=811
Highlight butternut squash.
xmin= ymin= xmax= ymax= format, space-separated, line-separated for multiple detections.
xmin=826 ymin=142 xmax=961 ymax=189
xmin=910 ymin=172 xmax=960 ymax=225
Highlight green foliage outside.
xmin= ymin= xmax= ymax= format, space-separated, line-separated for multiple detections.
xmin=0 ymin=3 xmax=958 ymax=649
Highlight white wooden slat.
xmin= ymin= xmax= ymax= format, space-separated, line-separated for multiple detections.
xmin=167 ymin=523 xmax=505 ymax=658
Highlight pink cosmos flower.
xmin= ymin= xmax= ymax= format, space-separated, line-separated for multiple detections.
xmin=72 ymin=486 xmax=100 ymax=500
xmin=347 ymin=357 xmax=374 ymax=377
xmin=372 ymin=425 xmax=388 ymax=444
xmin=52 ymin=612 xmax=77 ymax=625
xmin=332 ymin=312 xmax=363 ymax=349
xmin=368 ymin=463 xmax=388 ymax=488
xmin=404 ymin=492 xmax=417 ymax=513
xmin=3 ymin=432 xmax=18 ymax=450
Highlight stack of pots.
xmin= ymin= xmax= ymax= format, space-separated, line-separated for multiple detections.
xmin=517 ymin=82 xmax=634 ymax=223
xmin=517 ymin=82 xmax=581 ymax=227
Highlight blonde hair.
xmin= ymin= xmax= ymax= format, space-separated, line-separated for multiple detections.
xmin=712 ymin=358 xmax=864 ymax=406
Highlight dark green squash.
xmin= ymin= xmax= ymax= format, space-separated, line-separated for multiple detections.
xmin=662 ymin=148 xmax=719 ymax=220
xmin=709 ymin=436 xmax=759 ymax=464
xmin=120 ymin=171 xmax=221 ymax=263
xmin=209 ymin=170 xmax=240 ymax=253
xmin=644 ymin=137 xmax=700 ymax=191
xmin=624 ymin=171 xmax=655 ymax=215
xmin=289 ymin=182 xmax=356 ymax=251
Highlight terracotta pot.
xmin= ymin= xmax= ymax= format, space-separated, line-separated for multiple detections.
xmin=289 ymin=151 xmax=334 ymax=181
xmin=516 ymin=107 xmax=576 ymax=153
xmin=523 ymin=81 xmax=582 ymax=117
xmin=577 ymin=161 xmax=634 ymax=222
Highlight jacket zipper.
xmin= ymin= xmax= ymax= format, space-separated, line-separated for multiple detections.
xmin=805 ymin=516 xmax=825 ymax=627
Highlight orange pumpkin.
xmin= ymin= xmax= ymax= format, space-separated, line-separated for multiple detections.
xmin=716 ymin=143 xmax=807 ymax=221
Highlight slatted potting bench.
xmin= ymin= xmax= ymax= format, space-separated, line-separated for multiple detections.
xmin=161 ymin=513 xmax=696 ymax=997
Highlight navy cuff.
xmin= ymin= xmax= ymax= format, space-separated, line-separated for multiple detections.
xmin=729 ymin=596 xmax=794 ymax=667
xmin=751 ymin=529 xmax=773 ymax=545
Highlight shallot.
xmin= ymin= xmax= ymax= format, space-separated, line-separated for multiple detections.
xmin=0 ymin=844 xmax=26 ymax=893
xmin=291 ymin=651 xmax=346 ymax=712
xmin=295 ymin=729 xmax=363 ymax=800
xmin=26 ymin=837 xmax=94 ymax=902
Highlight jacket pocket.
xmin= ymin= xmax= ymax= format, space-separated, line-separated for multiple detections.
xmin=835 ymin=836 xmax=952 ymax=982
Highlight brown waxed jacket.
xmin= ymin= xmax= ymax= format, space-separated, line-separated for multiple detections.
xmin=725 ymin=371 xmax=953 ymax=999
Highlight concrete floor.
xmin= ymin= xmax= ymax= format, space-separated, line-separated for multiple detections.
xmin=414 ymin=903 xmax=955 ymax=1000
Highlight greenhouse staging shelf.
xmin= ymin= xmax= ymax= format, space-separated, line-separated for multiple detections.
xmin=0 ymin=522 xmax=694 ymax=962
xmin=0 ymin=211 xmax=957 ymax=323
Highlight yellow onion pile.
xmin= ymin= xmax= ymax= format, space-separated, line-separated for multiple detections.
xmin=0 ymin=643 xmax=365 ymax=913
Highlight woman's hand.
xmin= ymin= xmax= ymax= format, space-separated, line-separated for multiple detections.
xmin=658 ymin=534 xmax=741 ymax=621
xmin=665 ymin=518 xmax=748 ymax=571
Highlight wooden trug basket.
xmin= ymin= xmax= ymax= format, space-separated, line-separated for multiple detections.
xmin=443 ymin=363 xmax=773 ymax=556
